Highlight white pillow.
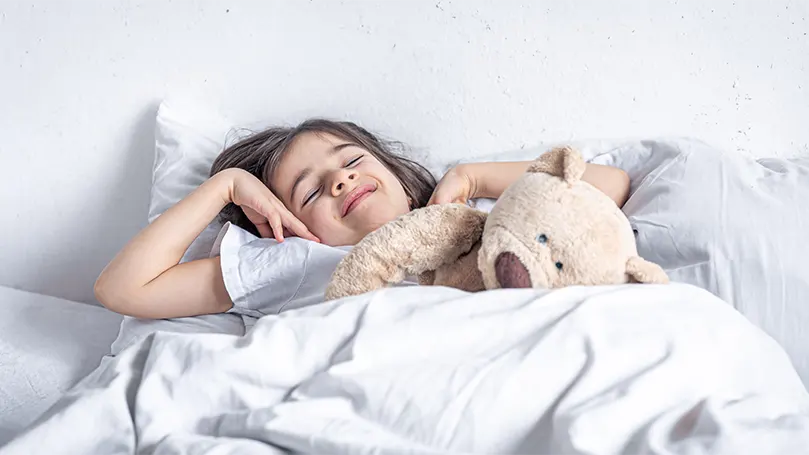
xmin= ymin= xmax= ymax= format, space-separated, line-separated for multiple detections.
xmin=150 ymin=96 xmax=236 ymax=262
xmin=150 ymin=97 xmax=234 ymax=222
xmin=605 ymin=138 xmax=809 ymax=385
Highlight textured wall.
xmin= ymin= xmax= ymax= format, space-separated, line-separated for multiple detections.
xmin=1 ymin=0 xmax=807 ymax=303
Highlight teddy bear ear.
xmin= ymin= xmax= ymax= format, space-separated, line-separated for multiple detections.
xmin=625 ymin=256 xmax=670 ymax=284
xmin=527 ymin=146 xmax=587 ymax=184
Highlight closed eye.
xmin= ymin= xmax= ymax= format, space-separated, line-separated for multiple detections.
xmin=345 ymin=156 xmax=362 ymax=167
xmin=303 ymin=186 xmax=321 ymax=206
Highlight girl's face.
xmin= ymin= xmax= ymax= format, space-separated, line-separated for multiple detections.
xmin=272 ymin=131 xmax=411 ymax=246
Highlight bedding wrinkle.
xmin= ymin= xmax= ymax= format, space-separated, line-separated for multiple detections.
xmin=562 ymin=343 xmax=675 ymax=420
xmin=4 ymin=285 xmax=809 ymax=454
xmin=276 ymin=242 xmax=312 ymax=314
xmin=324 ymin=302 xmax=371 ymax=369
xmin=435 ymin=353 xmax=504 ymax=448
xmin=509 ymin=339 xmax=597 ymax=454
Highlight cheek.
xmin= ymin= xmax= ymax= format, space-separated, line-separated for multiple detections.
xmin=299 ymin=205 xmax=350 ymax=245
xmin=300 ymin=207 xmax=334 ymax=233
xmin=374 ymin=166 xmax=409 ymax=204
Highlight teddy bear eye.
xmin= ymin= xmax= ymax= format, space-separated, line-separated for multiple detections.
xmin=536 ymin=234 xmax=548 ymax=244
xmin=555 ymin=262 xmax=563 ymax=270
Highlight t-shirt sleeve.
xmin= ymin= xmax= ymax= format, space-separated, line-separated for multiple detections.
xmin=213 ymin=223 xmax=350 ymax=317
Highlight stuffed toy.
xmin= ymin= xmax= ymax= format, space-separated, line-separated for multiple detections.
xmin=324 ymin=146 xmax=668 ymax=300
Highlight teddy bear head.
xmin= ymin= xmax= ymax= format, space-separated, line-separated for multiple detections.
xmin=477 ymin=146 xmax=667 ymax=289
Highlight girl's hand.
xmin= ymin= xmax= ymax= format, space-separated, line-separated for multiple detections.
xmin=223 ymin=169 xmax=320 ymax=243
xmin=427 ymin=165 xmax=477 ymax=206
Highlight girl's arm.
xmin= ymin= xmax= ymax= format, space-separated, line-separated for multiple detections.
xmin=94 ymin=168 xmax=317 ymax=319
xmin=430 ymin=161 xmax=631 ymax=208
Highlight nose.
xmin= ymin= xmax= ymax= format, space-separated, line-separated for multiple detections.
xmin=495 ymin=252 xmax=532 ymax=288
xmin=330 ymin=168 xmax=358 ymax=197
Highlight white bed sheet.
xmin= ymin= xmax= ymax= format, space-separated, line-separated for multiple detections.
xmin=0 ymin=286 xmax=122 ymax=446
xmin=3 ymin=284 xmax=808 ymax=454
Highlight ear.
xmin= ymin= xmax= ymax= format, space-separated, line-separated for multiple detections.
xmin=527 ymin=146 xmax=586 ymax=184
xmin=625 ymin=256 xmax=670 ymax=284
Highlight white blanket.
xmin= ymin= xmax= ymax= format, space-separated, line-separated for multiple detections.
xmin=3 ymin=284 xmax=809 ymax=454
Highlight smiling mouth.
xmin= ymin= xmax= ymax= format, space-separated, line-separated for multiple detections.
xmin=341 ymin=184 xmax=377 ymax=217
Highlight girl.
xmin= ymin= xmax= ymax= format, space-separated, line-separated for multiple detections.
xmin=95 ymin=119 xmax=630 ymax=319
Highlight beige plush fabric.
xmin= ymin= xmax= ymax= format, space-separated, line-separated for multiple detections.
xmin=478 ymin=146 xmax=668 ymax=289
xmin=324 ymin=203 xmax=486 ymax=300
xmin=325 ymin=146 xmax=667 ymax=301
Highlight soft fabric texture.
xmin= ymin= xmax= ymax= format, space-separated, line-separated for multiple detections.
xmin=216 ymin=222 xmax=361 ymax=318
xmin=455 ymin=138 xmax=809 ymax=386
xmin=150 ymin=96 xmax=235 ymax=262
xmin=0 ymin=286 xmax=122 ymax=446
xmin=326 ymin=146 xmax=667 ymax=300
xmin=138 ymin=101 xmax=809 ymax=385
xmin=109 ymin=313 xmax=246 ymax=356
xmin=598 ymin=138 xmax=809 ymax=385
xmin=107 ymin=98 xmax=242 ymax=356
xmin=324 ymin=204 xmax=487 ymax=299
xmin=478 ymin=146 xmax=668 ymax=289
xmin=4 ymin=285 xmax=809 ymax=454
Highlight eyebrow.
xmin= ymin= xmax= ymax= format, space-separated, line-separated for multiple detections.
xmin=289 ymin=142 xmax=357 ymax=204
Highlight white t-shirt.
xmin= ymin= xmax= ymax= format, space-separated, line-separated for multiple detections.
xmin=215 ymin=199 xmax=496 ymax=323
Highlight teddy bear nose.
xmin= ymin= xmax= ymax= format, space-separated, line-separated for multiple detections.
xmin=495 ymin=252 xmax=532 ymax=288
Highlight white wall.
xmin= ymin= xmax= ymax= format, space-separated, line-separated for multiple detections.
xmin=1 ymin=0 xmax=807 ymax=304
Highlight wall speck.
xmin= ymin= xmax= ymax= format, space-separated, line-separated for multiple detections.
xmin=226 ymin=9 xmax=230 ymax=13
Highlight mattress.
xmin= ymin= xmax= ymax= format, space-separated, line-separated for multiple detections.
xmin=0 ymin=286 xmax=122 ymax=446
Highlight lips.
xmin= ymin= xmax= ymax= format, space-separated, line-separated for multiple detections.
xmin=341 ymin=183 xmax=377 ymax=217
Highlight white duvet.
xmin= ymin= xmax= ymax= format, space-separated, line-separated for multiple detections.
xmin=4 ymin=284 xmax=809 ymax=454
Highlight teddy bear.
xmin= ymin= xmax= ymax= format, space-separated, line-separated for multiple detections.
xmin=324 ymin=146 xmax=668 ymax=300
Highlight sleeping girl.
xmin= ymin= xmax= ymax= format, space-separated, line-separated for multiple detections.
xmin=94 ymin=119 xmax=630 ymax=319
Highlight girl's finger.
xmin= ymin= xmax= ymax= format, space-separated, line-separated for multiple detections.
xmin=252 ymin=199 xmax=279 ymax=225
xmin=255 ymin=221 xmax=273 ymax=239
xmin=429 ymin=192 xmax=450 ymax=206
xmin=269 ymin=214 xmax=285 ymax=243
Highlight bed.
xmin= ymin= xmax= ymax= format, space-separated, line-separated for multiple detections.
xmin=3 ymin=1 xmax=809 ymax=453
xmin=0 ymin=88 xmax=809 ymax=455
xmin=3 ymin=129 xmax=809 ymax=453
xmin=3 ymin=100 xmax=809 ymax=453
xmin=0 ymin=286 xmax=122 ymax=446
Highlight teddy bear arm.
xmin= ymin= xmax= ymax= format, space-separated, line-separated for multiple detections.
xmin=401 ymin=204 xmax=487 ymax=274
xmin=625 ymin=256 xmax=670 ymax=284
xmin=325 ymin=204 xmax=486 ymax=300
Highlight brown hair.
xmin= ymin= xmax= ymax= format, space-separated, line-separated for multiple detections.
xmin=210 ymin=118 xmax=437 ymax=236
